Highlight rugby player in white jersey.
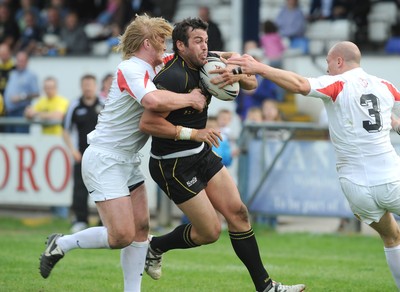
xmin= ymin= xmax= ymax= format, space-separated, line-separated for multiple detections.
xmin=39 ymin=15 xmax=207 ymax=292
xmin=225 ymin=41 xmax=400 ymax=289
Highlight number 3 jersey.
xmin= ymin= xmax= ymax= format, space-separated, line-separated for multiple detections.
xmin=307 ymin=67 xmax=400 ymax=186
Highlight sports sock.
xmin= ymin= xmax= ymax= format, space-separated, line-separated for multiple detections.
xmin=121 ymin=240 xmax=148 ymax=292
xmin=384 ymin=244 xmax=400 ymax=289
xmin=150 ymin=224 xmax=199 ymax=254
xmin=229 ymin=228 xmax=271 ymax=292
xmin=57 ymin=226 xmax=110 ymax=253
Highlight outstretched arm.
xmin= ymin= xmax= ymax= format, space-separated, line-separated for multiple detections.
xmin=224 ymin=54 xmax=311 ymax=95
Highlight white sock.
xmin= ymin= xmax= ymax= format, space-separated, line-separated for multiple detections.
xmin=121 ymin=240 xmax=149 ymax=292
xmin=57 ymin=226 xmax=110 ymax=253
xmin=384 ymin=244 xmax=400 ymax=289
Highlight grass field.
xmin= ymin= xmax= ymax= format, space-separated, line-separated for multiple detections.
xmin=0 ymin=216 xmax=396 ymax=292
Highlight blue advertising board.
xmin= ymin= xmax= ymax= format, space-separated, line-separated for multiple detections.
xmin=246 ymin=140 xmax=354 ymax=217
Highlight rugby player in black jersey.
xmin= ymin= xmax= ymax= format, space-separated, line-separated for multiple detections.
xmin=140 ymin=17 xmax=306 ymax=292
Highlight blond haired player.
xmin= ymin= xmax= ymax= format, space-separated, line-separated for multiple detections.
xmin=226 ymin=41 xmax=400 ymax=289
xmin=39 ymin=15 xmax=206 ymax=292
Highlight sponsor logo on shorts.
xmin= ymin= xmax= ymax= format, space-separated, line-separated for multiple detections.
xmin=186 ymin=176 xmax=197 ymax=187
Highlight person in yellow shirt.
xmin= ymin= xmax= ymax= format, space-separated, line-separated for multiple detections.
xmin=25 ymin=76 xmax=69 ymax=218
xmin=25 ymin=76 xmax=69 ymax=135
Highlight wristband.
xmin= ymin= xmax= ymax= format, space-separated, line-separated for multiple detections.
xmin=180 ymin=127 xmax=192 ymax=140
xmin=175 ymin=125 xmax=197 ymax=141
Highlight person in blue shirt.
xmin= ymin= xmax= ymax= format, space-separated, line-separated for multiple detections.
xmin=4 ymin=51 xmax=39 ymax=133
xmin=208 ymin=115 xmax=233 ymax=167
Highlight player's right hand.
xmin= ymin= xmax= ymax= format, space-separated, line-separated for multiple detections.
xmin=192 ymin=128 xmax=222 ymax=148
xmin=189 ymin=88 xmax=207 ymax=112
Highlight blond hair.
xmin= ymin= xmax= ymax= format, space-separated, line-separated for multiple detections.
xmin=116 ymin=14 xmax=173 ymax=60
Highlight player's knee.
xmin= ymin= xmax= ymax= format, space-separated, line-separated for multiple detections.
xmin=238 ymin=204 xmax=250 ymax=222
xmin=202 ymin=228 xmax=221 ymax=244
xmin=108 ymin=228 xmax=135 ymax=248
xmin=226 ymin=203 xmax=250 ymax=224
xmin=135 ymin=220 xmax=150 ymax=241
xmin=209 ymin=225 xmax=222 ymax=242
xmin=391 ymin=227 xmax=400 ymax=245
xmin=198 ymin=224 xmax=221 ymax=244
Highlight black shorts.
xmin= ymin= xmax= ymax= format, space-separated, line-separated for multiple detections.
xmin=149 ymin=144 xmax=223 ymax=204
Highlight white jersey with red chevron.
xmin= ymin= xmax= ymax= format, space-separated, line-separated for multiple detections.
xmin=87 ymin=54 xmax=172 ymax=154
xmin=307 ymin=67 xmax=400 ymax=186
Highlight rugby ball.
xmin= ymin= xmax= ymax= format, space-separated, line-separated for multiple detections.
xmin=199 ymin=56 xmax=240 ymax=101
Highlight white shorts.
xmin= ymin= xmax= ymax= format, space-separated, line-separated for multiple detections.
xmin=81 ymin=144 xmax=146 ymax=202
xmin=339 ymin=177 xmax=400 ymax=224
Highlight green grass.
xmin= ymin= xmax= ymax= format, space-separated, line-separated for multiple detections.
xmin=0 ymin=216 xmax=396 ymax=291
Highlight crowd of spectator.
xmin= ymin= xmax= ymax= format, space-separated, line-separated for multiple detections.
xmin=0 ymin=0 xmax=175 ymax=57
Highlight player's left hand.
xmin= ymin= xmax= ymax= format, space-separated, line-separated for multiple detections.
xmin=222 ymin=54 xmax=259 ymax=76
xmin=209 ymin=66 xmax=241 ymax=89
xmin=191 ymin=128 xmax=222 ymax=148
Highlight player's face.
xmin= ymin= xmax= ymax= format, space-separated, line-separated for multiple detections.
xmin=181 ymin=28 xmax=208 ymax=68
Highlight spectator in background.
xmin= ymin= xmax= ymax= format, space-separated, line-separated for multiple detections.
xmin=0 ymin=3 xmax=20 ymax=50
xmin=105 ymin=22 xmax=121 ymax=52
xmin=4 ymin=51 xmax=39 ymax=133
xmin=246 ymin=106 xmax=263 ymax=123
xmin=47 ymin=0 xmax=69 ymax=22
xmin=152 ymin=0 xmax=178 ymax=22
xmin=60 ymin=11 xmax=91 ymax=55
xmin=24 ymin=76 xmax=69 ymax=135
xmin=62 ymin=74 xmax=103 ymax=233
xmin=275 ymin=0 xmax=306 ymax=41
xmin=98 ymin=72 xmax=113 ymax=101
xmin=198 ymin=6 xmax=224 ymax=51
xmin=0 ymin=43 xmax=15 ymax=95
xmin=308 ymin=0 xmax=333 ymax=21
xmin=0 ymin=43 xmax=14 ymax=132
xmin=216 ymin=108 xmax=233 ymax=142
xmin=261 ymin=99 xmax=284 ymax=122
xmin=15 ymin=0 xmax=42 ymax=31
xmin=207 ymin=115 xmax=233 ymax=167
xmin=97 ymin=0 xmax=130 ymax=32
xmin=24 ymin=76 xmax=70 ymax=218
xmin=129 ymin=0 xmax=156 ymax=20
xmin=331 ymin=0 xmax=352 ymax=20
xmin=260 ymin=20 xmax=286 ymax=69
xmin=40 ymin=6 xmax=63 ymax=56
xmin=68 ymin=0 xmax=105 ymax=23
xmin=261 ymin=98 xmax=286 ymax=228
xmin=351 ymin=0 xmax=371 ymax=47
xmin=13 ymin=10 xmax=42 ymax=55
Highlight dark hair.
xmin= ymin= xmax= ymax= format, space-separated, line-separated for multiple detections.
xmin=172 ymin=17 xmax=208 ymax=53
xmin=263 ymin=20 xmax=278 ymax=34
xmin=81 ymin=74 xmax=97 ymax=83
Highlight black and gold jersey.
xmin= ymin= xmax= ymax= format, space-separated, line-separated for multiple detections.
xmin=151 ymin=53 xmax=218 ymax=156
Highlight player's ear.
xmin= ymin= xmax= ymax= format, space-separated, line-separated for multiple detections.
xmin=143 ymin=39 xmax=150 ymax=49
xmin=176 ymin=40 xmax=185 ymax=52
